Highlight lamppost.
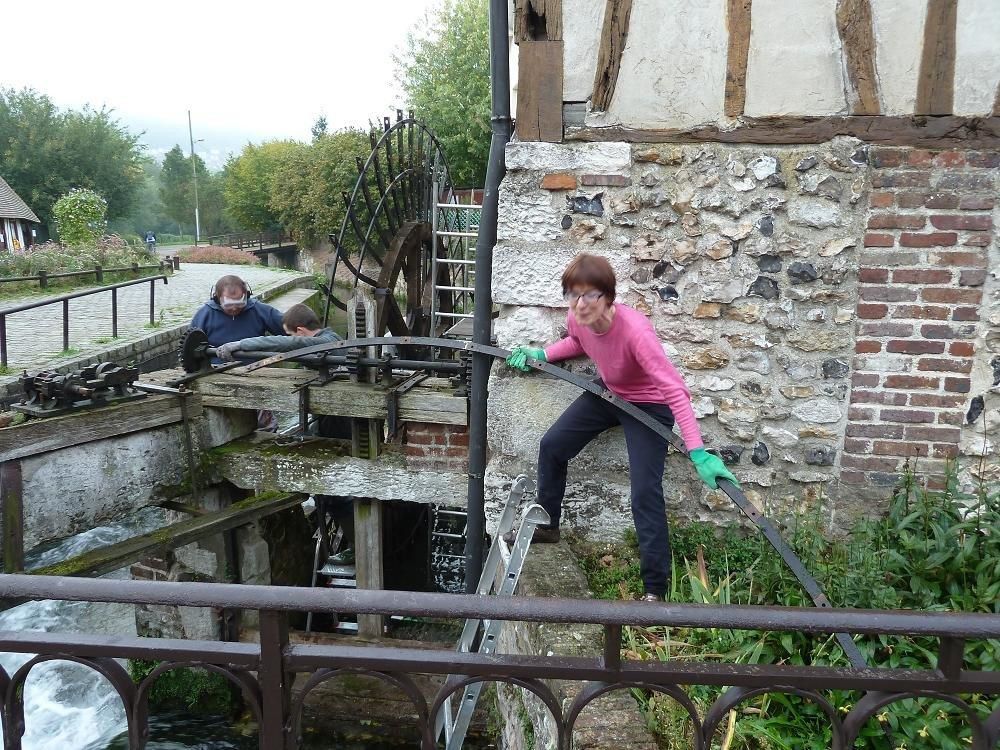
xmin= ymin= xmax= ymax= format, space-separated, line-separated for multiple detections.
xmin=188 ymin=110 xmax=203 ymax=246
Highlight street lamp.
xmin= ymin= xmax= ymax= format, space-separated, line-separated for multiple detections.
xmin=188 ymin=110 xmax=203 ymax=246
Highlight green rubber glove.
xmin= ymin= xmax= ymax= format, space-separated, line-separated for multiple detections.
xmin=690 ymin=448 xmax=740 ymax=490
xmin=506 ymin=346 xmax=547 ymax=372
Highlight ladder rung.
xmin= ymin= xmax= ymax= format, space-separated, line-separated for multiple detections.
xmin=435 ymin=312 xmax=474 ymax=319
xmin=436 ymin=203 xmax=482 ymax=209
xmin=437 ymin=509 xmax=467 ymax=516
xmin=326 ymin=579 xmax=357 ymax=588
xmin=437 ymin=230 xmax=479 ymax=238
xmin=435 ymin=258 xmax=475 ymax=265
xmin=432 ymin=532 xmax=465 ymax=539
xmin=435 ymin=285 xmax=475 ymax=292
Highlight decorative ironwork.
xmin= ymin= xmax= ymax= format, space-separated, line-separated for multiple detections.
xmin=0 ymin=575 xmax=996 ymax=749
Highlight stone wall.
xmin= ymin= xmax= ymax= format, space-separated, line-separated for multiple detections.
xmin=487 ymin=140 xmax=999 ymax=537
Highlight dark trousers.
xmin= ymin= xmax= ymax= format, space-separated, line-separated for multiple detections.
xmin=537 ymin=391 xmax=675 ymax=596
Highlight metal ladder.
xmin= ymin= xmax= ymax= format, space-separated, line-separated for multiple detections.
xmin=435 ymin=475 xmax=551 ymax=749
xmin=431 ymin=183 xmax=481 ymax=338
xmin=430 ymin=506 xmax=469 ymax=593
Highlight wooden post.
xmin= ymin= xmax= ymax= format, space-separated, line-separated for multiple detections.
xmin=916 ymin=0 xmax=957 ymax=115
xmin=258 ymin=609 xmax=291 ymax=749
xmin=590 ymin=0 xmax=633 ymax=112
xmin=1 ymin=461 xmax=24 ymax=573
xmin=836 ymin=0 xmax=880 ymax=115
xmin=354 ymin=498 xmax=384 ymax=638
xmin=724 ymin=0 xmax=753 ymax=118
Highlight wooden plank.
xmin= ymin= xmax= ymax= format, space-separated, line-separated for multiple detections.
xmin=591 ymin=0 xmax=633 ymax=112
xmin=1 ymin=461 xmax=23 ymax=573
xmin=150 ymin=369 xmax=468 ymax=426
xmin=213 ymin=434 xmax=468 ymax=504
xmin=565 ymin=115 xmax=1000 ymax=148
xmin=516 ymin=41 xmax=564 ymax=142
xmin=915 ymin=0 xmax=957 ymax=115
xmin=32 ymin=492 xmax=306 ymax=578
xmin=836 ymin=0 xmax=880 ymax=115
xmin=724 ymin=0 xmax=753 ymax=118
xmin=514 ymin=0 xmax=562 ymax=42
xmin=354 ymin=499 xmax=383 ymax=637
xmin=0 ymin=394 xmax=203 ymax=463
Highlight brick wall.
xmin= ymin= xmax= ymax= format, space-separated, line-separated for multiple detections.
xmin=402 ymin=422 xmax=469 ymax=473
xmin=844 ymin=148 xmax=998 ymax=490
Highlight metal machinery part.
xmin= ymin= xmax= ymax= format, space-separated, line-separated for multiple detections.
xmin=322 ymin=112 xmax=463 ymax=360
xmin=179 ymin=327 xmax=212 ymax=373
xmin=226 ymin=334 xmax=868 ymax=669
xmin=14 ymin=362 xmax=144 ymax=417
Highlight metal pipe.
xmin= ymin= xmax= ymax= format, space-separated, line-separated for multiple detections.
xmin=464 ymin=0 xmax=513 ymax=592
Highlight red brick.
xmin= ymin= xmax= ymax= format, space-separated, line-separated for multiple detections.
xmin=840 ymin=454 xmax=906 ymax=472
xmin=884 ymin=375 xmax=939 ymax=390
xmin=855 ymin=340 xmax=882 ymax=353
xmin=930 ymin=252 xmax=988 ymax=268
xmin=843 ymin=438 xmax=872 ymax=454
xmin=850 ymin=390 xmax=907 ymax=405
xmin=932 ymin=443 xmax=960 ymax=459
xmin=906 ymin=149 xmax=934 ymax=166
xmin=896 ymin=192 xmax=929 ymax=208
xmin=963 ymin=233 xmax=992 ymax=247
xmin=405 ymin=431 xmax=438 ymax=446
xmin=859 ymin=322 xmax=913 ymax=337
xmin=580 ymin=174 xmax=631 ymax=187
xmin=938 ymin=411 xmax=965 ymax=426
xmin=924 ymin=192 xmax=960 ymax=209
xmin=952 ymin=307 xmax=979 ymax=322
xmin=965 ymin=151 xmax=1000 ymax=168
xmin=917 ymin=358 xmax=973 ymax=373
xmin=949 ymin=342 xmax=974 ymax=357
xmin=959 ymin=196 xmax=995 ymax=210
xmin=870 ymin=148 xmax=905 ymax=167
xmin=861 ymin=250 xmax=924 ymax=266
xmin=886 ymin=340 xmax=945 ymax=355
xmin=891 ymin=269 xmax=952 ymax=284
xmin=909 ymin=393 xmax=966 ymax=408
xmin=905 ymin=425 xmax=961 ymax=442
xmin=851 ymin=373 xmax=880 ymax=388
xmin=899 ymin=232 xmax=958 ymax=247
xmin=890 ymin=305 xmax=951 ymax=320
xmin=873 ymin=441 xmax=929 ymax=457
xmin=959 ymin=270 xmax=987 ymax=287
xmin=944 ymin=377 xmax=971 ymax=393
xmin=868 ymin=214 xmax=926 ymax=230
xmin=922 ymin=287 xmax=982 ymax=304
xmin=920 ymin=323 xmax=957 ymax=339
xmin=857 ymin=303 xmax=888 ymax=319
xmin=858 ymin=268 xmax=889 ymax=283
xmin=846 ymin=423 xmax=905 ymax=439
xmin=864 ymin=232 xmax=895 ymax=247
xmin=935 ymin=173 xmax=994 ymax=190
xmin=541 ymin=173 xmax=577 ymax=190
xmin=929 ymin=214 xmax=993 ymax=231
xmin=859 ymin=286 xmax=919 ymax=302
xmin=872 ymin=171 xmax=931 ymax=188
xmin=839 ymin=470 xmax=867 ymax=484
xmin=869 ymin=191 xmax=894 ymax=208
xmin=849 ymin=406 xmax=876 ymax=420
xmin=932 ymin=151 xmax=966 ymax=168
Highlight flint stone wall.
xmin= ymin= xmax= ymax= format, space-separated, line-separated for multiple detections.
xmin=487 ymin=140 xmax=999 ymax=538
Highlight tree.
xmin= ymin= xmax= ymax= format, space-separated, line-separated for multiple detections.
xmin=223 ymin=140 xmax=305 ymax=232
xmin=0 ymin=88 xmax=144 ymax=232
xmin=395 ymin=0 xmax=490 ymax=187
xmin=311 ymin=116 xmax=328 ymax=142
xmin=52 ymin=188 xmax=108 ymax=246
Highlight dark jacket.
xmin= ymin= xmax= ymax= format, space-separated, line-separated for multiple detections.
xmin=237 ymin=327 xmax=340 ymax=352
xmin=190 ymin=298 xmax=285 ymax=347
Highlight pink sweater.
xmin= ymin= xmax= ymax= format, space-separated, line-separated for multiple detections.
xmin=544 ymin=303 xmax=704 ymax=450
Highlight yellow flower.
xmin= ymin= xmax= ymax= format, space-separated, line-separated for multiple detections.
xmin=839 ymin=703 xmax=853 ymax=714
xmin=918 ymin=726 xmax=929 ymax=738
xmin=876 ymin=712 xmax=890 ymax=723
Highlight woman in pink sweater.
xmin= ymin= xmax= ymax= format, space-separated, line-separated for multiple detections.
xmin=506 ymin=253 xmax=737 ymax=602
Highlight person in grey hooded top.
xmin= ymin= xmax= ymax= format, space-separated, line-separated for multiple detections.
xmin=215 ymin=303 xmax=340 ymax=361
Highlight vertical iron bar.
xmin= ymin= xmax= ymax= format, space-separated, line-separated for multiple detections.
xmin=464 ymin=0 xmax=512 ymax=591
xmin=0 ymin=315 xmax=7 ymax=369
xmin=603 ymin=624 xmax=622 ymax=671
xmin=1 ymin=461 xmax=24 ymax=573
xmin=112 ymin=288 xmax=118 ymax=338
xmin=938 ymin=637 xmax=965 ymax=679
xmin=258 ymin=609 xmax=290 ymax=750
xmin=149 ymin=279 xmax=156 ymax=325
xmin=62 ymin=299 xmax=69 ymax=352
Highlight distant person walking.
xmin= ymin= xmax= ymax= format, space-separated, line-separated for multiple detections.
xmin=144 ymin=231 xmax=157 ymax=253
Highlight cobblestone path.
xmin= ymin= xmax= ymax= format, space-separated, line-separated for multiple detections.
xmin=0 ymin=263 xmax=306 ymax=370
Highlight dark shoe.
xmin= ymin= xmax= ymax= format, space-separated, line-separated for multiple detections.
xmin=639 ymin=593 xmax=664 ymax=603
xmin=329 ymin=548 xmax=355 ymax=565
xmin=501 ymin=526 xmax=561 ymax=545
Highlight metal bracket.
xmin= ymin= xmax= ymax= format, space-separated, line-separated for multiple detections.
xmin=386 ymin=372 xmax=429 ymax=441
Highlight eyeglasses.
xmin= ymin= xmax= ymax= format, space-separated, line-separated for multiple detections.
xmin=563 ymin=290 xmax=604 ymax=304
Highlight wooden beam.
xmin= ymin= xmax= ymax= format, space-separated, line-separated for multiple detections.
xmin=591 ymin=0 xmax=633 ymax=112
xmin=724 ymin=0 xmax=753 ymax=118
xmin=516 ymin=40 xmax=564 ymax=142
xmin=1 ymin=462 xmax=23 ymax=573
xmin=32 ymin=492 xmax=306 ymax=578
xmin=836 ymin=0 xmax=880 ymax=115
xmin=212 ymin=433 xmax=468 ymax=504
xmin=354 ymin=499 xmax=383 ymax=638
xmin=514 ymin=0 xmax=562 ymax=42
xmin=565 ymin=115 xmax=1000 ymax=148
xmin=145 ymin=369 xmax=467 ymax=426
xmin=916 ymin=0 xmax=957 ymax=115
xmin=0 ymin=395 xmax=203 ymax=463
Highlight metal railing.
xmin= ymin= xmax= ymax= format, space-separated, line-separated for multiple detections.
xmin=205 ymin=231 xmax=294 ymax=252
xmin=0 ymin=275 xmax=169 ymax=368
xmin=0 ymin=574 xmax=996 ymax=749
xmin=0 ymin=259 xmax=177 ymax=289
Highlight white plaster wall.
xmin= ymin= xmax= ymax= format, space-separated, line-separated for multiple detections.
xmin=745 ymin=0 xmax=848 ymax=116
xmin=562 ymin=0 xmax=606 ymax=101
xmin=870 ymin=0 xmax=926 ymax=114
xmin=954 ymin=0 xmax=1000 ymax=115
xmin=588 ymin=0 xmax=728 ymax=128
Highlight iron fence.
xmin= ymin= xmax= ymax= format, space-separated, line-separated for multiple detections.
xmin=0 ymin=275 xmax=169 ymax=367
xmin=0 ymin=574 xmax=996 ymax=749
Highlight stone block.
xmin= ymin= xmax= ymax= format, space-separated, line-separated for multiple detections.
xmin=492 ymin=243 xmax=630 ymax=306
xmin=174 ymin=543 xmax=219 ymax=578
xmin=493 ymin=305 xmax=566 ymax=349
xmin=505 ymin=142 xmax=632 ymax=174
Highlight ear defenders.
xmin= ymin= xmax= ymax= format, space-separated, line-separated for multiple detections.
xmin=210 ymin=280 xmax=253 ymax=303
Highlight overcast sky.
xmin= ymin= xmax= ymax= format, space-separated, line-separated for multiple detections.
xmin=3 ymin=0 xmax=440 ymax=168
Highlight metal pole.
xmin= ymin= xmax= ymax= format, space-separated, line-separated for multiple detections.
xmin=188 ymin=110 xmax=201 ymax=246
xmin=111 ymin=288 xmax=118 ymax=338
xmin=149 ymin=279 xmax=156 ymax=325
xmin=464 ymin=0 xmax=512 ymax=592
xmin=62 ymin=299 xmax=70 ymax=352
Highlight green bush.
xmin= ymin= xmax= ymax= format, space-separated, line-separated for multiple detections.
xmin=128 ymin=659 xmax=238 ymax=715
xmin=52 ymin=188 xmax=108 ymax=246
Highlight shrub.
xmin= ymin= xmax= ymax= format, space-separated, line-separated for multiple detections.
xmin=52 ymin=188 xmax=108 ymax=246
xmin=178 ymin=246 xmax=260 ymax=265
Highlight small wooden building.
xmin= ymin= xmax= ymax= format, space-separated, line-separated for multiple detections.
xmin=0 ymin=175 xmax=39 ymax=251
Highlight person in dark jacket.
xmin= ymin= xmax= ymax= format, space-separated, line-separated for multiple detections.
xmin=215 ymin=303 xmax=340 ymax=361
xmin=190 ymin=275 xmax=285 ymax=353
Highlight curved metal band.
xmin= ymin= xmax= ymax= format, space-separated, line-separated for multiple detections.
xmin=230 ymin=335 xmax=866 ymax=667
